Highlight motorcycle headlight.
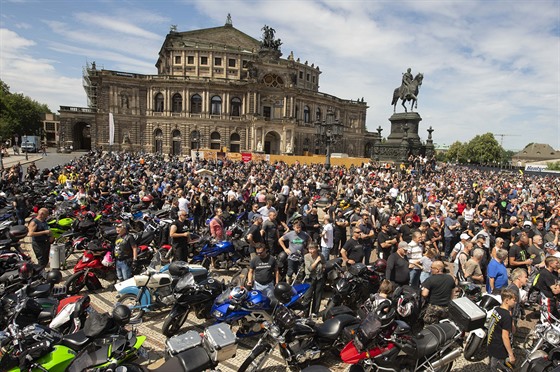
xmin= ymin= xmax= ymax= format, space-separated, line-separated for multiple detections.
xmin=212 ymin=310 xmax=223 ymax=318
xmin=269 ymin=324 xmax=281 ymax=338
xmin=545 ymin=329 xmax=560 ymax=345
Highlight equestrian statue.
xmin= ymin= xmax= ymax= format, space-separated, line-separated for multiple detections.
xmin=391 ymin=68 xmax=424 ymax=113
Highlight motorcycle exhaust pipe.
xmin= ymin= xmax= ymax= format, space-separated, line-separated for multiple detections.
xmin=430 ymin=348 xmax=463 ymax=370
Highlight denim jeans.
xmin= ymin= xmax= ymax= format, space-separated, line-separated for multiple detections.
xmin=254 ymin=281 xmax=274 ymax=299
xmin=409 ymin=269 xmax=422 ymax=288
xmin=321 ymin=246 xmax=331 ymax=260
xmin=116 ymin=259 xmax=132 ymax=281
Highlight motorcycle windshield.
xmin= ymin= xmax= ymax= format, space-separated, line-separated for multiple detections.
xmin=175 ymin=274 xmax=195 ymax=292
xmin=215 ymin=288 xmax=232 ymax=305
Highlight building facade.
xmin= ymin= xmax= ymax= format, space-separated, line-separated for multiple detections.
xmin=60 ymin=18 xmax=375 ymax=156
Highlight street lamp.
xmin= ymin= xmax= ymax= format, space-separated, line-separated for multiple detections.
xmin=192 ymin=130 xmax=201 ymax=162
xmin=315 ymin=108 xmax=343 ymax=170
xmin=314 ymin=109 xmax=343 ymax=207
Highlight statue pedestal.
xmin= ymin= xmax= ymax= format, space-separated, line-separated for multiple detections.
xmin=386 ymin=112 xmax=422 ymax=146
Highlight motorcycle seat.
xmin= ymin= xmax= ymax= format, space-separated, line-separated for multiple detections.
xmin=315 ymin=314 xmax=359 ymax=339
xmin=27 ymin=283 xmax=53 ymax=298
xmin=61 ymin=330 xmax=90 ymax=350
xmin=414 ymin=323 xmax=457 ymax=358
xmin=151 ymin=346 xmax=213 ymax=372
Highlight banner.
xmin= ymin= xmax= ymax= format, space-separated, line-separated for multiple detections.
xmin=241 ymin=153 xmax=252 ymax=162
xmin=108 ymin=113 xmax=114 ymax=146
xmin=228 ymin=153 xmax=242 ymax=162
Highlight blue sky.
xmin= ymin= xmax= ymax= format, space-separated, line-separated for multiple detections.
xmin=1 ymin=0 xmax=559 ymax=151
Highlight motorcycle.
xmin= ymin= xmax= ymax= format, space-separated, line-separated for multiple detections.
xmin=322 ymin=262 xmax=381 ymax=319
xmin=463 ymin=292 xmax=502 ymax=362
xmin=65 ymin=239 xmax=117 ymax=295
xmin=211 ymin=283 xmax=310 ymax=337
xmin=520 ymin=314 xmax=560 ymax=372
xmin=190 ymin=235 xmax=244 ymax=270
xmin=116 ymin=255 xmax=209 ymax=321
xmin=0 ymin=303 xmax=144 ymax=372
xmin=340 ymin=307 xmax=463 ymax=372
xmin=162 ymin=261 xmax=225 ymax=337
xmin=238 ymin=283 xmax=359 ymax=371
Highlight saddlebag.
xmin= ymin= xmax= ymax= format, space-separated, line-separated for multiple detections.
xmin=166 ymin=330 xmax=203 ymax=358
xmin=448 ymin=297 xmax=485 ymax=331
xmin=203 ymin=323 xmax=237 ymax=363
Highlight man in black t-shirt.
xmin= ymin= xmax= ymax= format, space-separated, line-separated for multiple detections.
xmin=421 ymin=260 xmax=455 ymax=325
xmin=245 ymin=216 xmax=264 ymax=259
xmin=385 ymin=241 xmax=410 ymax=286
xmin=332 ymin=209 xmax=348 ymax=257
xmin=378 ymin=223 xmax=398 ymax=260
xmin=247 ymin=243 xmax=279 ymax=298
xmin=508 ymin=231 xmax=532 ymax=271
xmin=341 ymin=228 xmax=364 ymax=265
xmin=169 ymin=211 xmax=190 ymax=261
xmin=535 ymin=256 xmax=560 ymax=322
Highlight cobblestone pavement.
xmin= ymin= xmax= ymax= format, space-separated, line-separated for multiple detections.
xmin=23 ymin=241 xmax=537 ymax=371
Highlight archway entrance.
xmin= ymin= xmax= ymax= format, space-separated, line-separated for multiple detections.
xmin=73 ymin=122 xmax=91 ymax=150
xmin=171 ymin=129 xmax=181 ymax=155
xmin=365 ymin=142 xmax=374 ymax=158
xmin=264 ymin=131 xmax=281 ymax=154
xmin=154 ymin=129 xmax=163 ymax=154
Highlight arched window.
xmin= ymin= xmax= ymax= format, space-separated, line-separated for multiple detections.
xmin=230 ymin=97 xmax=241 ymax=117
xmin=230 ymin=132 xmax=241 ymax=153
xmin=171 ymin=93 xmax=182 ymax=113
xmin=211 ymin=95 xmax=222 ymax=115
xmin=190 ymin=94 xmax=202 ymax=114
xmin=210 ymin=131 xmax=221 ymax=150
xmin=154 ymin=93 xmax=164 ymax=112
xmin=316 ymin=108 xmax=322 ymax=122
xmin=304 ymin=105 xmax=310 ymax=123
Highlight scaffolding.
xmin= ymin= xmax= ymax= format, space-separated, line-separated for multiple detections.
xmin=82 ymin=61 xmax=100 ymax=109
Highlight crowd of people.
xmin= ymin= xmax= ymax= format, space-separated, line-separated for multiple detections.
xmin=7 ymin=149 xmax=560 ymax=369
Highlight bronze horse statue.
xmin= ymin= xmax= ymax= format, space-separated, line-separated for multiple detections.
xmin=391 ymin=73 xmax=423 ymax=113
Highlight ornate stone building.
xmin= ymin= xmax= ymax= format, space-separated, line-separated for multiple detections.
xmin=59 ymin=17 xmax=374 ymax=156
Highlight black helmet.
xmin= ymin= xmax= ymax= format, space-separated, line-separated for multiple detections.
xmin=46 ymin=270 xmax=62 ymax=284
xmin=112 ymin=305 xmax=131 ymax=326
xmin=372 ymin=259 xmax=387 ymax=274
xmin=273 ymin=282 xmax=296 ymax=304
xmin=19 ymin=262 xmax=33 ymax=280
xmin=375 ymin=300 xmax=396 ymax=328
xmin=169 ymin=261 xmax=190 ymax=277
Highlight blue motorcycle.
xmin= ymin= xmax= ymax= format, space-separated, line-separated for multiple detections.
xmin=190 ymin=236 xmax=245 ymax=270
xmin=210 ymin=283 xmax=310 ymax=337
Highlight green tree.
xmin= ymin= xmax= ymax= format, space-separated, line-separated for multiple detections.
xmin=464 ymin=133 xmax=504 ymax=164
xmin=445 ymin=141 xmax=467 ymax=163
xmin=0 ymin=79 xmax=51 ymax=141
xmin=547 ymin=161 xmax=560 ymax=171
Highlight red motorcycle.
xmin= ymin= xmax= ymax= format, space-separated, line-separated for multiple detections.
xmin=340 ymin=304 xmax=463 ymax=372
xmin=65 ymin=240 xmax=117 ymax=295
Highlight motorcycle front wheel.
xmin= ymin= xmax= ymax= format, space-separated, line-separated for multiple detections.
xmin=238 ymin=343 xmax=274 ymax=372
xmin=119 ymin=293 xmax=145 ymax=322
xmin=162 ymin=305 xmax=190 ymax=337
xmin=65 ymin=272 xmax=86 ymax=295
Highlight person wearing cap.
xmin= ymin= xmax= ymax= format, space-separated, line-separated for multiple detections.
xmin=487 ymin=248 xmax=509 ymax=293
xmin=385 ymin=241 xmax=410 ymax=286
xmin=544 ymin=242 xmax=560 ymax=258
xmin=114 ymin=223 xmax=138 ymax=281
xmin=450 ymin=233 xmax=471 ymax=263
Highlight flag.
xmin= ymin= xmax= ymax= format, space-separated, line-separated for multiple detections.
xmin=109 ymin=113 xmax=114 ymax=146
xmin=519 ymin=169 xmax=523 ymax=175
